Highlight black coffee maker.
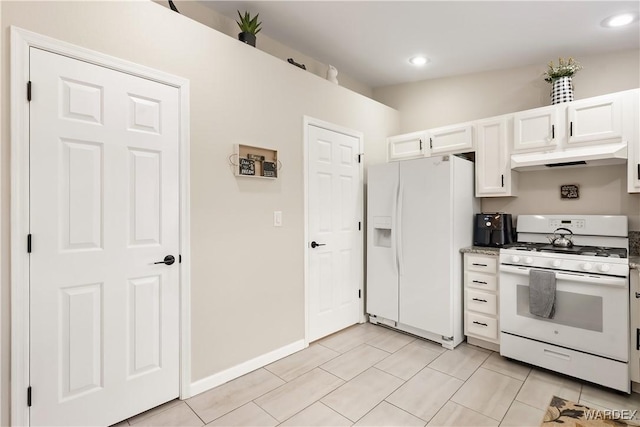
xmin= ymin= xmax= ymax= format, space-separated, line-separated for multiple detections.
xmin=473 ymin=213 xmax=514 ymax=247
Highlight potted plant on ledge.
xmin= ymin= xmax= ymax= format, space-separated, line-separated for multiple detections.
xmin=237 ymin=10 xmax=262 ymax=47
xmin=543 ymin=57 xmax=583 ymax=105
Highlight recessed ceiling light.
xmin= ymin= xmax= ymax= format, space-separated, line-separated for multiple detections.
xmin=409 ymin=56 xmax=429 ymax=66
xmin=602 ymin=13 xmax=636 ymax=27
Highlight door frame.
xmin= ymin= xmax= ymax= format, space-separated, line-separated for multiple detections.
xmin=10 ymin=27 xmax=192 ymax=426
xmin=303 ymin=116 xmax=365 ymax=345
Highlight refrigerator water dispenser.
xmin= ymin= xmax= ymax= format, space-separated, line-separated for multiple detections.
xmin=373 ymin=216 xmax=392 ymax=248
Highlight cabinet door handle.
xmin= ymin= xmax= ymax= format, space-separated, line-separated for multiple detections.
xmin=419 ymin=139 xmax=423 ymax=150
xmin=637 ymin=164 xmax=639 ymax=180
xmin=429 ymin=138 xmax=433 ymax=150
xmin=501 ymin=174 xmax=504 ymax=188
xmin=637 ymin=328 xmax=639 ymax=351
xmin=473 ymin=321 xmax=488 ymax=327
xmin=551 ymin=124 xmax=555 ymax=139
xmin=472 ymin=298 xmax=487 ymax=303
xmin=472 ymin=280 xmax=487 ymax=285
xmin=570 ymin=121 xmax=573 ymax=137
xmin=472 ymin=263 xmax=487 ymax=267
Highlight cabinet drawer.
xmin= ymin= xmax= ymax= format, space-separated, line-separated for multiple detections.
xmin=466 ymin=290 xmax=497 ymax=315
xmin=465 ymin=272 xmax=497 ymax=292
xmin=466 ymin=312 xmax=498 ymax=341
xmin=465 ymin=255 xmax=497 ymax=274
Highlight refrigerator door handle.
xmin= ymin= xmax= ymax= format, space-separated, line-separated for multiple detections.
xmin=391 ymin=177 xmax=400 ymax=276
xmin=397 ymin=180 xmax=404 ymax=276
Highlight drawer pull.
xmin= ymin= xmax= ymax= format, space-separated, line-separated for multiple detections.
xmin=472 ymin=280 xmax=487 ymax=285
xmin=472 ymin=263 xmax=488 ymax=267
xmin=472 ymin=298 xmax=487 ymax=303
xmin=472 ymin=321 xmax=488 ymax=327
xmin=543 ymin=348 xmax=570 ymax=361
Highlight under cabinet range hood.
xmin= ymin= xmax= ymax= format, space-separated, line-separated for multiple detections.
xmin=510 ymin=142 xmax=627 ymax=171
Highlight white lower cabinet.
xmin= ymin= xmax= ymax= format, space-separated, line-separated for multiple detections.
xmin=630 ymin=268 xmax=640 ymax=383
xmin=464 ymin=252 xmax=500 ymax=350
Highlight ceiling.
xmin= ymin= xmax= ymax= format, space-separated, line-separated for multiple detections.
xmin=198 ymin=1 xmax=639 ymax=88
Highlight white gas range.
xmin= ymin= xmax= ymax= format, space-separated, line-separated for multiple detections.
xmin=499 ymin=215 xmax=630 ymax=392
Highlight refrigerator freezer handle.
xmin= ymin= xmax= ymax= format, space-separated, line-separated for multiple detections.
xmin=397 ymin=180 xmax=404 ymax=276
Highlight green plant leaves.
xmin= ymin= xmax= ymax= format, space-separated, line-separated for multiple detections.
xmin=236 ymin=10 xmax=262 ymax=35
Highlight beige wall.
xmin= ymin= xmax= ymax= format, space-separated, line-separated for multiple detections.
xmin=483 ymin=165 xmax=640 ymax=230
xmin=373 ymin=50 xmax=640 ymax=231
xmin=373 ymin=49 xmax=640 ymax=132
xmin=0 ymin=1 xmax=399 ymax=420
xmin=154 ymin=0 xmax=374 ymax=98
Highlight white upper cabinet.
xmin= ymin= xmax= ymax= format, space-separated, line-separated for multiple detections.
xmin=475 ymin=116 xmax=518 ymax=197
xmin=627 ymin=90 xmax=640 ymax=193
xmin=567 ymin=94 xmax=622 ymax=145
xmin=513 ymin=106 xmax=560 ymax=152
xmin=427 ymin=123 xmax=474 ymax=155
xmin=388 ymin=131 xmax=426 ymax=161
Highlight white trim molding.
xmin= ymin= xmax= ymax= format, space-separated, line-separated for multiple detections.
xmin=10 ymin=27 xmax=192 ymax=426
xmin=302 ymin=116 xmax=366 ymax=348
xmin=189 ymin=339 xmax=306 ymax=397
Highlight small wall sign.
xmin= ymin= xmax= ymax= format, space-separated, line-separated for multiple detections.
xmin=560 ymin=184 xmax=579 ymax=199
xmin=239 ymin=158 xmax=255 ymax=176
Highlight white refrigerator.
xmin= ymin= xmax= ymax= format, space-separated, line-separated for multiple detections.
xmin=366 ymin=155 xmax=479 ymax=349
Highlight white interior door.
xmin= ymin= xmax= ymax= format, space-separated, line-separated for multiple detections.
xmin=29 ymin=47 xmax=180 ymax=426
xmin=307 ymin=123 xmax=362 ymax=342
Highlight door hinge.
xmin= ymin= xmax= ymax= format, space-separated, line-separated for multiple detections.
xmin=358 ymin=289 xmax=361 ymax=299
xmin=358 ymin=221 xmax=361 ymax=231
xmin=27 ymin=386 xmax=32 ymax=407
xmin=27 ymin=234 xmax=32 ymax=253
xmin=27 ymin=81 xmax=32 ymax=102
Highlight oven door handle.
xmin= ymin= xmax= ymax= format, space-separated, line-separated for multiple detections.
xmin=500 ymin=264 xmax=627 ymax=287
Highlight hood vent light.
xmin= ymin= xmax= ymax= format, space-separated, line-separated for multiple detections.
xmin=545 ymin=161 xmax=587 ymax=168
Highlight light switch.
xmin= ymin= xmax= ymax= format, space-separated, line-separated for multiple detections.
xmin=274 ymin=211 xmax=282 ymax=227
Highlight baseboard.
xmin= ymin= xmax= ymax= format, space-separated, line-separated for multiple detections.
xmin=189 ymin=339 xmax=306 ymax=397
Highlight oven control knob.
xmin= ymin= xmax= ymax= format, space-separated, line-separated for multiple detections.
xmin=582 ymin=262 xmax=593 ymax=271
xmin=551 ymin=259 xmax=562 ymax=268
xmin=524 ymin=257 xmax=534 ymax=264
xmin=598 ymin=264 xmax=610 ymax=273
xmin=511 ymin=255 xmax=521 ymax=263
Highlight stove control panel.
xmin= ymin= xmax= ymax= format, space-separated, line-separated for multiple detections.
xmin=500 ymin=250 xmax=629 ymax=278
xmin=549 ymin=219 xmax=586 ymax=230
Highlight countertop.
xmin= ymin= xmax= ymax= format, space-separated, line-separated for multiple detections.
xmin=461 ymin=247 xmax=639 ymax=270
xmin=460 ymin=246 xmax=500 ymax=256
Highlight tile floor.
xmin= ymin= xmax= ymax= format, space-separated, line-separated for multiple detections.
xmin=113 ymin=322 xmax=640 ymax=426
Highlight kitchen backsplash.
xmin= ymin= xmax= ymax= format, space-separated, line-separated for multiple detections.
xmin=631 ymin=231 xmax=640 ymax=256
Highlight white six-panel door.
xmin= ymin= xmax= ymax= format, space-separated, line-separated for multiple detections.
xmin=307 ymin=124 xmax=362 ymax=342
xmin=29 ymin=47 xmax=180 ymax=426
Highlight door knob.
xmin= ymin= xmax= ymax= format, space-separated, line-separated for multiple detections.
xmin=153 ymin=255 xmax=176 ymax=265
xmin=310 ymin=241 xmax=326 ymax=249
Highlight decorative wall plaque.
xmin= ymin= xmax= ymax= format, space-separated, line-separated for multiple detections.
xmin=560 ymin=184 xmax=579 ymax=199
xmin=239 ymin=158 xmax=255 ymax=176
